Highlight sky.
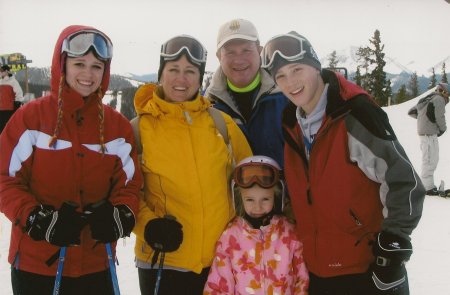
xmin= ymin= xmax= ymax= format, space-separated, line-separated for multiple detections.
xmin=1 ymin=0 xmax=449 ymax=76
xmin=2 ymin=93 xmax=450 ymax=294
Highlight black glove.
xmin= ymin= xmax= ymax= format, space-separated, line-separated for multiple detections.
xmin=144 ymin=216 xmax=183 ymax=253
xmin=370 ymin=231 xmax=412 ymax=294
xmin=83 ymin=199 xmax=135 ymax=243
xmin=26 ymin=202 xmax=85 ymax=247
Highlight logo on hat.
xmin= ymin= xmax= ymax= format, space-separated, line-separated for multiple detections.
xmin=229 ymin=20 xmax=241 ymax=31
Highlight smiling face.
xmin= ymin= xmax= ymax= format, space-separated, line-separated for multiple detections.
xmin=240 ymin=185 xmax=275 ymax=218
xmin=274 ymin=63 xmax=324 ymax=114
xmin=217 ymin=39 xmax=262 ymax=88
xmin=65 ymin=51 xmax=105 ymax=98
xmin=160 ymin=54 xmax=201 ymax=103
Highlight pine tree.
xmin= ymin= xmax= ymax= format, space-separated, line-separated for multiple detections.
xmin=328 ymin=50 xmax=339 ymax=68
xmin=441 ymin=62 xmax=448 ymax=83
xmin=355 ymin=46 xmax=371 ymax=90
xmin=369 ymin=30 xmax=391 ymax=106
xmin=408 ymin=72 xmax=419 ymax=98
xmin=396 ymin=84 xmax=410 ymax=104
xmin=354 ymin=66 xmax=362 ymax=86
xmin=429 ymin=67 xmax=437 ymax=89
xmin=356 ymin=30 xmax=391 ymax=106
xmin=120 ymin=87 xmax=138 ymax=120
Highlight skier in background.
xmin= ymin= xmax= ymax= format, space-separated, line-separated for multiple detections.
xmin=0 ymin=64 xmax=24 ymax=133
xmin=408 ymin=83 xmax=450 ymax=196
xmin=0 ymin=25 xmax=141 ymax=294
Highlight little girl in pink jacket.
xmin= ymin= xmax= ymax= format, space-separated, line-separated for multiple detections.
xmin=204 ymin=156 xmax=309 ymax=295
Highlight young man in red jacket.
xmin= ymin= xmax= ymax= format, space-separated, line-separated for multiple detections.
xmin=262 ymin=31 xmax=425 ymax=295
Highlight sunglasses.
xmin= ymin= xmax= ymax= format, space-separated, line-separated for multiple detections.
xmin=234 ymin=163 xmax=280 ymax=188
xmin=61 ymin=30 xmax=113 ymax=60
xmin=161 ymin=35 xmax=207 ymax=65
xmin=261 ymin=34 xmax=307 ymax=70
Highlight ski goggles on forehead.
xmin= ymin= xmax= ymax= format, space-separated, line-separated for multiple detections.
xmin=161 ymin=35 xmax=207 ymax=64
xmin=61 ymin=31 xmax=113 ymax=60
xmin=261 ymin=34 xmax=307 ymax=70
xmin=234 ymin=163 xmax=280 ymax=188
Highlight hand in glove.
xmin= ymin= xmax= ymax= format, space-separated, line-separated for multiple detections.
xmin=83 ymin=199 xmax=135 ymax=243
xmin=370 ymin=231 xmax=412 ymax=294
xmin=144 ymin=216 xmax=183 ymax=253
xmin=26 ymin=202 xmax=86 ymax=247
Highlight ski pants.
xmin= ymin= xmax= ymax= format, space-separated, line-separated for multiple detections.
xmin=138 ymin=267 xmax=210 ymax=295
xmin=308 ymin=271 xmax=409 ymax=295
xmin=11 ymin=267 xmax=114 ymax=295
xmin=419 ymin=135 xmax=439 ymax=190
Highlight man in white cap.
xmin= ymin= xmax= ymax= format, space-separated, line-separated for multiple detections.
xmin=205 ymin=19 xmax=289 ymax=167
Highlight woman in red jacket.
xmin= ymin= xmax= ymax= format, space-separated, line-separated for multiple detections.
xmin=0 ymin=25 xmax=141 ymax=295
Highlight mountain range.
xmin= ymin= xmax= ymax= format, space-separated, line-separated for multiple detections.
xmin=14 ymin=48 xmax=449 ymax=99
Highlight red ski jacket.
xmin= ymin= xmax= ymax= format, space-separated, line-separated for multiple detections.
xmin=0 ymin=25 xmax=141 ymax=277
xmin=282 ymin=70 xmax=425 ymax=277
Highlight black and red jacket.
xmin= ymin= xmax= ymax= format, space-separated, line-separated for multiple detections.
xmin=283 ymin=69 xmax=425 ymax=277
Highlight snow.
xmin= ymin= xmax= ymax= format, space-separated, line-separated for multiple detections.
xmin=2 ymin=92 xmax=450 ymax=294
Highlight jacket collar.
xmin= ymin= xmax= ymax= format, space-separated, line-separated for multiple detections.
xmin=206 ymin=67 xmax=279 ymax=114
xmin=134 ymin=83 xmax=210 ymax=119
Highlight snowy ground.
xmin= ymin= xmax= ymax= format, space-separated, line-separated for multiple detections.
xmin=1 ymin=93 xmax=450 ymax=294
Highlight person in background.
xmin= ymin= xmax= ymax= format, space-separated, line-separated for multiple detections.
xmin=262 ymin=31 xmax=425 ymax=295
xmin=132 ymin=34 xmax=252 ymax=295
xmin=204 ymin=155 xmax=309 ymax=295
xmin=0 ymin=64 xmax=24 ymax=133
xmin=0 ymin=25 xmax=141 ymax=295
xmin=408 ymin=83 xmax=450 ymax=196
xmin=205 ymin=19 xmax=289 ymax=167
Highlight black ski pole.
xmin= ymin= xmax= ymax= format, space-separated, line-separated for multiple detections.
xmin=154 ymin=251 xmax=165 ymax=295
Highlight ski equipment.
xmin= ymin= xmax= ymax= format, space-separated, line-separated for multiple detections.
xmin=106 ymin=243 xmax=121 ymax=295
xmin=52 ymin=247 xmax=66 ymax=295
xmin=231 ymin=155 xmax=286 ymax=214
xmin=61 ymin=30 xmax=113 ymax=60
xmin=154 ymin=252 xmax=165 ymax=295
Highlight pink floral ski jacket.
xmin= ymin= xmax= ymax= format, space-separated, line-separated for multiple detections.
xmin=204 ymin=215 xmax=309 ymax=295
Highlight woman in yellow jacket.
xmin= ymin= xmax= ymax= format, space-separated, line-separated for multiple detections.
xmin=133 ymin=35 xmax=252 ymax=295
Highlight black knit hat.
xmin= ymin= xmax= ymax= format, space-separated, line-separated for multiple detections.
xmin=267 ymin=31 xmax=321 ymax=77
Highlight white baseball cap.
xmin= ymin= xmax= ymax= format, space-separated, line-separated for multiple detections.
xmin=216 ymin=19 xmax=259 ymax=50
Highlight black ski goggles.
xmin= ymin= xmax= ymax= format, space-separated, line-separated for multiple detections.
xmin=160 ymin=35 xmax=207 ymax=65
xmin=234 ymin=163 xmax=280 ymax=188
xmin=62 ymin=30 xmax=113 ymax=60
xmin=261 ymin=34 xmax=307 ymax=70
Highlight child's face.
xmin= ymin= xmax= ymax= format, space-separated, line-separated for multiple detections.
xmin=240 ymin=185 xmax=275 ymax=218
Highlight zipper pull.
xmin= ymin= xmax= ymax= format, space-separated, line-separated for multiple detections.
xmin=349 ymin=209 xmax=362 ymax=226
xmin=183 ymin=111 xmax=192 ymax=124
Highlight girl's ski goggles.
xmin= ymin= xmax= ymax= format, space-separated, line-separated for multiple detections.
xmin=62 ymin=30 xmax=113 ymax=60
xmin=160 ymin=35 xmax=207 ymax=65
xmin=261 ymin=34 xmax=307 ymax=70
xmin=234 ymin=163 xmax=280 ymax=188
